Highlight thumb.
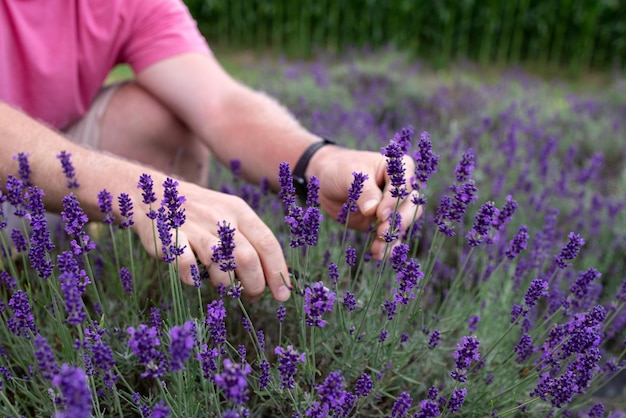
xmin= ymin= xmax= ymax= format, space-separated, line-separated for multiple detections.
xmin=174 ymin=231 xmax=197 ymax=285
xmin=357 ymin=180 xmax=384 ymax=217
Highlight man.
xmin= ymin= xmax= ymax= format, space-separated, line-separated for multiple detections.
xmin=0 ymin=0 xmax=419 ymax=302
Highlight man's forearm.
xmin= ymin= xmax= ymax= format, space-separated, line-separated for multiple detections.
xmin=136 ymin=53 xmax=325 ymax=191
xmin=0 ymin=102 xmax=162 ymax=221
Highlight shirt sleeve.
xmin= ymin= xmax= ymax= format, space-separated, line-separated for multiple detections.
xmin=120 ymin=0 xmax=211 ymax=74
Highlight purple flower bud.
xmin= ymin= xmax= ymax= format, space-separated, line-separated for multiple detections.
xmin=274 ymin=345 xmax=305 ymax=389
xmin=381 ymin=139 xmax=408 ymax=199
xmin=169 ymin=321 xmax=195 ymax=372
xmin=7 ymin=290 xmax=37 ymax=337
xmin=304 ymin=282 xmax=336 ymax=327
xmin=13 ymin=152 xmax=32 ymax=187
xmin=137 ymin=173 xmax=157 ymax=205
xmin=390 ymin=391 xmax=412 ymax=418
xmin=555 ymin=232 xmax=585 ymax=269
xmin=119 ymin=267 xmax=133 ymax=294
xmin=52 ymin=364 xmax=92 ymax=417
xmin=211 ymin=221 xmax=237 ymax=272
xmin=57 ymin=150 xmax=79 ymax=188
xmin=97 ymin=189 xmax=115 ymax=224
xmin=455 ymin=148 xmax=475 ymax=183
xmin=34 ymin=335 xmax=59 ymax=381
xmin=337 ymin=172 xmax=368 ymax=225
xmin=412 ymin=131 xmax=439 ymax=185
xmin=118 ymin=193 xmax=134 ymax=229
xmin=505 ymin=225 xmax=529 ymax=260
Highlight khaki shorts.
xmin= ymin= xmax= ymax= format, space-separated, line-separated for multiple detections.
xmin=64 ymin=82 xmax=126 ymax=148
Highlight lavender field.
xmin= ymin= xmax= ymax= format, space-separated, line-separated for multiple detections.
xmin=1 ymin=50 xmax=626 ymax=417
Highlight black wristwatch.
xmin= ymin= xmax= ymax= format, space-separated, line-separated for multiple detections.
xmin=292 ymin=138 xmax=335 ymax=202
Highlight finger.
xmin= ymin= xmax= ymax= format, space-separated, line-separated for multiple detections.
xmin=242 ymin=220 xmax=291 ymax=302
xmin=355 ymin=162 xmax=386 ymax=217
xmin=231 ymin=238 xmax=267 ymax=302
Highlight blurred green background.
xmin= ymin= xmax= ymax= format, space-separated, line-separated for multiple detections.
xmin=184 ymin=0 xmax=626 ymax=74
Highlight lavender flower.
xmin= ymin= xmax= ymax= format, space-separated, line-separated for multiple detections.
xmin=382 ymin=211 xmax=402 ymax=243
xmin=354 ymin=373 xmax=373 ymax=397
xmin=394 ymin=125 xmax=414 ymax=154
xmin=555 ymin=232 xmax=585 ymax=269
xmin=428 ymin=330 xmax=441 ymax=349
xmin=412 ymin=131 xmax=439 ymax=185
xmin=277 ymin=305 xmax=287 ymax=323
xmin=161 ymin=178 xmax=186 ymax=229
xmin=343 ymin=291 xmax=357 ymax=312
xmin=316 ymin=370 xmax=346 ymax=413
xmin=588 ymin=403 xmax=604 ymax=418
xmin=119 ymin=267 xmax=133 ymax=294
xmin=467 ymin=315 xmax=480 ymax=333
xmin=414 ymin=400 xmax=441 ymax=418
xmin=57 ymin=150 xmax=79 ymax=188
xmin=84 ymin=323 xmax=118 ymax=391
xmin=34 ymin=334 xmax=59 ymax=381
xmin=278 ymin=162 xmax=296 ymax=210
xmin=390 ymin=391 xmax=412 ymax=418
xmin=0 ymin=271 xmax=17 ymax=291
xmin=7 ymin=290 xmax=37 ymax=337
xmin=345 ymin=246 xmax=357 ymax=268
xmin=466 ymin=201 xmax=497 ymax=246
xmin=137 ymin=174 xmax=157 ymax=204
xmin=493 ymin=195 xmax=518 ymax=229
xmin=514 ymin=333 xmax=534 ymax=364
xmin=6 ymin=175 xmax=26 ymax=216
xmin=127 ymin=324 xmax=166 ymax=378
xmin=150 ymin=307 xmax=163 ymax=333
xmin=447 ymin=388 xmax=467 ymax=414
xmin=505 ymin=225 xmax=529 ymax=260
xmin=118 ymin=193 xmax=134 ymax=229
xmin=451 ymin=336 xmax=481 ymax=382
xmin=304 ymin=281 xmax=336 ymax=327
xmin=169 ymin=321 xmax=194 ymax=372
xmin=197 ymin=345 xmax=219 ymax=380
xmin=274 ymin=345 xmax=306 ymax=390
xmin=58 ymin=251 xmax=89 ymax=326
xmin=97 ymin=189 xmax=115 ymax=224
xmin=26 ymin=187 xmax=55 ymax=279
xmin=13 ymin=152 xmax=32 ymax=186
xmin=328 ymin=262 xmax=339 ymax=285
xmin=455 ymin=148 xmax=475 ymax=183
xmin=152 ymin=401 xmax=170 ymax=418
xmin=214 ymin=359 xmax=252 ymax=405
xmin=211 ymin=221 xmax=237 ymax=272
xmin=52 ymin=364 xmax=92 ymax=418
xmin=524 ymin=279 xmax=549 ymax=309
xmin=206 ymin=300 xmax=227 ymax=346
xmin=61 ymin=194 xmax=95 ymax=255
xmin=390 ymin=243 xmax=409 ymax=273
xmin=257 ymin=330 xmax=265 ymax=352
xmin=531 ymin=371 xmax=578 ymax=408
xmin=381 ymin=139 xmax=409 ymax=199
xmin=337 ymin=172 xmax=369 ymax=224
xmin=569 ymin=268 xmax=601 ymax=300
xmin=10 ymin=228 xmax=27 ymax=253
xmin=393 ymin=258 xmax=423 ymax=305
xmin=306 ymin=175 xmax=321 ymax=208
xmin=259 ymin=359 xmax=271 ymax=390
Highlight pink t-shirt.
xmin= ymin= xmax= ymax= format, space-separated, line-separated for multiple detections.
xmin=0 ymin=0 xmax=210 ymax=130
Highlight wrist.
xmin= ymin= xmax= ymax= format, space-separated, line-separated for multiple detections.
xmin=292 ymin=138 xmax=337 ymax=201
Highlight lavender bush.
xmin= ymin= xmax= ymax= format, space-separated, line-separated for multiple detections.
xmin=1 ymin=51 xmax=625 ymax=417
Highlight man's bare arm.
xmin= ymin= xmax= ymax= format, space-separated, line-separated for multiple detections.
xmin=0 ymin=102 xmax=292 ymax=301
